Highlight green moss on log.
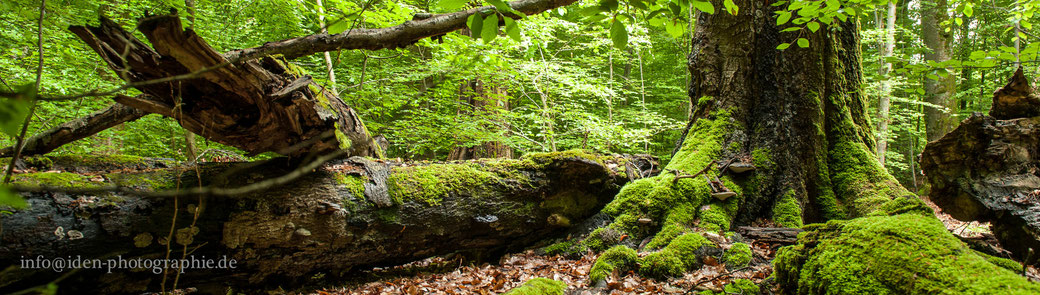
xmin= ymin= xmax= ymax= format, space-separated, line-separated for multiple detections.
xmin=502 ymin=278 xmax=567 ymax=295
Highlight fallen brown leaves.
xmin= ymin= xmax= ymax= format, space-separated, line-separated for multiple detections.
xmin=312 ymin=241 xmax=781 ymax=295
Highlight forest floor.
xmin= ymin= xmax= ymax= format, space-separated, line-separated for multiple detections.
xmin=307 ymin=198 xmax=1035 ymax=295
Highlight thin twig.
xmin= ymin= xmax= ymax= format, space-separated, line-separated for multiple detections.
xmin=2 ymin=0 xmax=46 ymax=185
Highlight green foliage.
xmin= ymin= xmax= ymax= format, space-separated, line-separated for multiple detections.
xmin=723 ymin=242 xmax=752 ymax=267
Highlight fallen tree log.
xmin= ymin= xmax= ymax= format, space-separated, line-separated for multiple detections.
xmin=921 ymin=68 xmax=1040 ymax=264
xmin=0 ymin=151 xmax=648 ymax=293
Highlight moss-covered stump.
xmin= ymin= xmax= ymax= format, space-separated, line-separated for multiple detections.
xmin=0 ymin=151 xmax=646 ymax=293
xmin=774 ymin=208 xmax=1040 ymax=294
xmin=501 ymin=278 xmax=567 ymax=295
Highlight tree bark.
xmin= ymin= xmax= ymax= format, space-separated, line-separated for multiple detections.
xmin=0 ymin=103 xmax=146 ymax=157
xmin=0 ymin=152 xmax=646 ymax=293
xmin=922 ymin=0 xmax=958 ymax=141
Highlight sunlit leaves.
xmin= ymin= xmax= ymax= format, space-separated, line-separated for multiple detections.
xmin=504 ymin=17 xmax=521 ymax=41
xmin=482 ymin=14 xmax=499 ymax=43
xmin=797 ymin=38 xmax=809 ymax=48
xmin=328 ymin=19 xmax=349 ymax=34
xmin=723 ymin=0 xmax=739 ymax=15
xmin=435 ymin=0 xmax=470 ymax=12
xmin=777 ymin=43 xmax=791 ymax=50
xmin=610 ymin=19 xmax=628 ymax=49
xmin=468 ymin=13 xmax=484 ymax=40
xmin=777 ymin=11 xmax=792 ymax=25
xmin=665 ymin=20 xmax=684 ymax=38
xmin=692 ymin=1 xmax=714 ymax=14
xmin=807 ymin=21 xmax=820 ymax=32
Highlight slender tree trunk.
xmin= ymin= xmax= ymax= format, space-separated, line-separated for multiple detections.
xmin=448 ymin=79 xmax=514 ymax=160
xmin=922 ymin=0 xmax=958 ymax=141
xmin=316 ymin=0 xmax=339 ymax=95
xmin=876 ymin=1 xmax=896 ymax=164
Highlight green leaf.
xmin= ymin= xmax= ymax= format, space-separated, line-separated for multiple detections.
xmin=505 ymin=17 xmax=521 ymax=41
xmin=487 ymin=0 xmax=521 ymax=16
xmin=600 ymin=0 xmax=619 ymax=12
xmin=825 ymin=0 xmax=839 ymax=10
xmin=807 ymin=21 xmax=819 ymax=32
xmin=630 ymin=0 xmax=648 ymax=10
xmin=468 ymin=13 xmax=484 ymax=40
xmin=777 ymin=11 xmax=792 ymax=26
xmin=777 ymin=43 xmax=791 ymax=50
xmin=797 ymin=38 xmax=809 ymax=48
xmin=435 ymin=0 xmax=469 ymax=11
xmin=0 ymin=92 xmax=32 ymax=137
xmin=610 ymin=19 xmax=628 ymax=49
xmin=482 ymin=14 xmax=499 ymax=43
xmin=723 ymin=0 xmax=738 ymax=15
xmin=327 ymin=20 xmax=349 ymax=34
xmin=963 ymin=3 xmax=973 ymax=17
xmin=780 ymin=27 xmax=800 ymax=32
xmin=665 ymin=20 xmax=684 ymax=38
xmin=0 ymin=186 xmax=27 ymax=210
xmin=692 ymin=1 xmax=714 ymax=14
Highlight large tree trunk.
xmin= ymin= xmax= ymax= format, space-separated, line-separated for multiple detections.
xmin=922 ymin=0 xmax=959 ymax=141
xmin=0 ymin=152 xmax=647 ymax=293
xmin=580 ymin=1 xmax=1040 ymax=293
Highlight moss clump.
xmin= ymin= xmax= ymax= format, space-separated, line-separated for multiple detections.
xmin=723 ymin=242 xmax=752 ymax=267
xmin=666 ymin=233 xmax=712 ymax=269
xmin=50 ymin=154 xmax=150 ymax=167
xmin=723 ymin=279 xmax=759 ymax=294
xmin=387 ymin=163 xmax=503 ymax=205
xmin=544 ymin=241 xmax=585 ymax=258
xmin=639 ymin=251 xmax=684 ymax=279
xmin=335 ymin=174 xmax=367 ymax=200
xmin=588 ymin=245 xmax=637 ymax=283
xmin=751 ymin=148 xmax=774 ymax=170
xmin=582 ymin=228 xmax=621 ymax=252
xmin=502 ymin=278 xmax=567 ymax=295
xmin=106 ymin=171 xmax=177 ymax=190
xmin=645 ymin=223 xmax=683 ymax=250
xmin=11 ymin=172 xmax=106 ymax=189
xmin=773 ymin=189 xmax=803 ymax=227
xmin=522 ymin=149 xmax=609 ymax=167
xmin=774 ymin=213 xmax=1040 ymax=294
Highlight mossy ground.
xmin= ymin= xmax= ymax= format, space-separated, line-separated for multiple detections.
xmin=774 ymin=211 xmax=1040 ymax=294
xmin=723 ymin=242 xmax=752 ymax=267
xmin=589 ymin=245 xmax=637 ymax=283
xmin=501 ymin=278 xmax=567 ymax=295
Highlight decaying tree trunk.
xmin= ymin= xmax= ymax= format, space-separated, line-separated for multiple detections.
xmin=0 ymin=152 xmax=649 ymax=293
xmin=922 ymin=68 xmax=1040 ymax=264
xmin=75 ymin=16 xmax=378 ymax=157
xmin=572 ymin=1 xmax=1040 ymax=293
xmin=448 ymin=79 xmax=514 ymax=160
